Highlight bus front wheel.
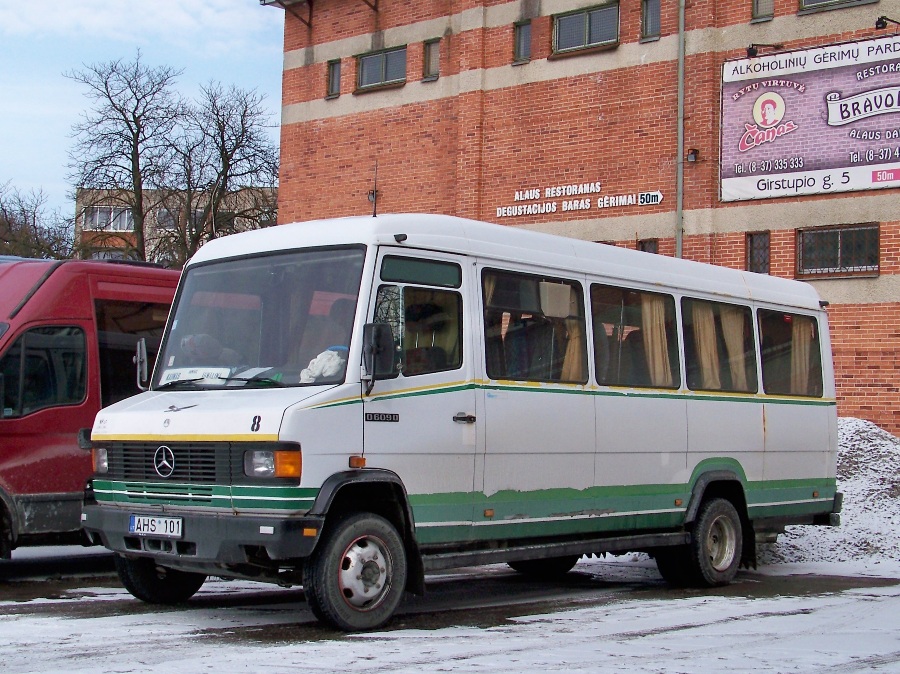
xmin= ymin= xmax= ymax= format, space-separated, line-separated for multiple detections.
xmin=114 ymin=555 xmax=206 ymax=604
xmin=303 ymin=512 xmax=407 ymax=632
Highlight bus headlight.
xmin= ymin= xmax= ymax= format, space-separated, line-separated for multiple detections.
xmin=244 ymin=449 xmax=302 ymax=478
xmin=92 ymin=447 xmax=109 ymax=474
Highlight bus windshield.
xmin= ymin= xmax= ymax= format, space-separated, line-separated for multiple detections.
xmin=153 ymin=246 xmax=366 ymax=389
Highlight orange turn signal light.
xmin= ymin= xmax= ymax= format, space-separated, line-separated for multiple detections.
xmin=349 ymin=455 xmax=367 ymax=469
xmin=274 ymin=451 xmax=302 ymax=478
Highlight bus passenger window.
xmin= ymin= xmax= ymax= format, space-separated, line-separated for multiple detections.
xmin=758 ymin=310 xmax=823 ymax=397
xmin=591 ymin=285 xmax=679 ymax=389
xmin=681 ymin=299 xmax=757 ymax=393
xmin=483 ymin=270 xmax=587 ymax=384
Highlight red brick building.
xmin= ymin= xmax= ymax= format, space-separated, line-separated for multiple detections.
xmin=266 ymin=0 xmax=900 ymax=434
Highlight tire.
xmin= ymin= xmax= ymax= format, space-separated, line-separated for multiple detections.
xmin=688 ymin=498 xmax=743 ymax=587
xmin=303 ymin=512 xmax=407 ymax=632
xmin=508 ymin=555 xmax=580 ymax=578
xmin=114 ymin=555 xmax=206 ymax=604
xmin=653 ymin=547 xmax=694 ymax=587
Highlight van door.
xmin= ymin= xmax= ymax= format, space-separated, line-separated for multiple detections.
xmin=362 ymin=251 xmax=477 ymax=546
xmin=477 ymin=265 xmax=596 ymax=541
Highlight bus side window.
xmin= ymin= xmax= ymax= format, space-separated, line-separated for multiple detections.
xmin=0 ymin=327 xmax=86 ymax=417
xmin=758 ymin=309 xmax=823 ymax=397
xmin=483 ymin=269 xmax=587 ymax=384
xmin=681 ymin=298 xmax=757 ymax=393
xmin=591 ymin=284 xmax=680 ymax=389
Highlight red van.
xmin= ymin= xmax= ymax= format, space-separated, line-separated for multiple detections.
xmin=0 ymin=258 xmax=179 ymax=557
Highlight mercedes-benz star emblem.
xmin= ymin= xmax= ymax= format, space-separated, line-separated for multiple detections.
xmin=153 ymin=446 xmax=176 ymax=478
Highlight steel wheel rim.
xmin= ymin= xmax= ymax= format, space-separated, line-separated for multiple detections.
xmin=337 ymin=534 xmax=393 ymax=611
xmin=707 ymin=515 xmax=737 ymax=571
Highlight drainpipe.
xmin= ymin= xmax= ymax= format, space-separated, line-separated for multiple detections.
xmin=675 ymin=0 xmax=686 ymax=258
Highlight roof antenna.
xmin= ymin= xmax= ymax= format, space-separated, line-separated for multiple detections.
xmin=367 ymin=161 xmax=379 ymax=217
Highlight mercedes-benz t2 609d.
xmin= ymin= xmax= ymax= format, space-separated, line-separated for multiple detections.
xmin=82 ymin=214 xmax=841 ymax=631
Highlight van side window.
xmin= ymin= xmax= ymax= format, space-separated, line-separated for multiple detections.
xmin=374 ymin=284 xmax=463 ymax=377
xmin=95 ymin=300 xmax=170 ymax=407
xmin=682 ymin=298 xmax=758 ymax=393
xmin=591 ymin=284 xmax=680 ymax=389
xmin=483 ymin=270 xmax=587 ymax=383
xmin=758 ymin=309 xmax=823 ymax=397
xmin=0 ymin=327 xmax=86 ymax=418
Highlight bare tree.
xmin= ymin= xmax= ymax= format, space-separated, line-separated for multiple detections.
xmin=148 ymin=84 xmax=279 ymax=266
xmin=68 ymin=53 xmax=278 ymax=268
xmin=0 ymin=182 xmax=75 ymax=259
xmin=67 ymin=51 xmax=183 ymax=261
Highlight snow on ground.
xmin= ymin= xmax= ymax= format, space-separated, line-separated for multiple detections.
xmin=2 ymin=418 xmax=900 ymax=674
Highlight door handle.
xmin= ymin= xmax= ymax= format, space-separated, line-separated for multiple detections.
xmin=453 ymin=413 xmax=476 ymax=424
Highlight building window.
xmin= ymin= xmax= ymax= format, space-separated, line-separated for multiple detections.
xmin=554 ymin=3 xmax=619 ymax=55
xmin=514 ymin=21 xmax=532 ymax=63
xmin=799 ymin=0 xmax=862 ymax=10
xmin=797 ymin=223 xmax=879 ymax=277
xmin=83 ymin=206 xmax=133 ymax=232
xmin=642 ymin=0 xmax=660 ymax=39
xmin=638 ymin=238 xmax=658 ymax=254
xmin=357 ymin=47 xmax=407 ymax=90
xmin=752 ymin=0 xmax=774 ymax=19
xmin=423 ymin=39 xmax=440 ymax=80
xmin=326 ymin=59 xmax=341 ymax=98
xmin=746 ymin=232 xmax=770 ymax=274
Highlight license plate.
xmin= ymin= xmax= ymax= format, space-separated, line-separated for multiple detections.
xmin=128 ymin=514 xmax=183 ymax=539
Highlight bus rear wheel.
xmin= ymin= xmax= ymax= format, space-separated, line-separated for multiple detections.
xmin=303 ymin=512 xmax=407 ymax=632
xmin=114 ymin=555 xmax=206 ymax=604
xmin=689 ymin=498 xmax=742 ymax=587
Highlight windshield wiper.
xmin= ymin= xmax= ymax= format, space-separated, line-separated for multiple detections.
xmin=155 ymin=378 xmax=205 ymax=390
xmin=217 ymin=374 xmax=288 ymax=388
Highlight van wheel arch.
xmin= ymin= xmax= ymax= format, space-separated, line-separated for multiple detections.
xmin=684 ymin=471 xmax=755 ymax=569
xmin=312 ymin=470 xmax=424 ymax=595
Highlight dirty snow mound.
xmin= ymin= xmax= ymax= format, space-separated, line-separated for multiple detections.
xmin=759 ymin=417 xmax=900 ymax=565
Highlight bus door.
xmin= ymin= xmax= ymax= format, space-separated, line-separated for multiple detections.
xmin=362 ymin=251 xmax=477 ymax=545
xmin=477 ymin=266 xmax=596 ymax=538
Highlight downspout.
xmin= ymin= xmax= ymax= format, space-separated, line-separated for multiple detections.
xmin=675 ymin=0 xmax=686 ymax=258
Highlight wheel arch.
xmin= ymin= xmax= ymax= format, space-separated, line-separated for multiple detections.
xmin=685 ymin=468 xmax=755 ymax=568
xmin=310 ymin=469 xmax=425 ymax=594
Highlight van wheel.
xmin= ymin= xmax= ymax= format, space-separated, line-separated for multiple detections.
xmin=303 ymin=512 xmax=407 ymax=632
xmin=508 ymin=556 xmax=580 ymax=578
xmin=114 ymin=555 xmax=206 ymax=604
xmin=689 ymin=498 xmax=743 ymax=587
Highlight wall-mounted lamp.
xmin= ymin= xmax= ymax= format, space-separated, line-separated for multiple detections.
xmin=746 ymin=43 xmax=784 ymax=58
xmin=686 ymin=148 xmax=699 ymax=162
xmin=876 ymin=15 xmax=900 ymax=29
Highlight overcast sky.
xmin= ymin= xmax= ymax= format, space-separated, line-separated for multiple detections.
xmin=0 ymin=0 xmax=284 ymax=215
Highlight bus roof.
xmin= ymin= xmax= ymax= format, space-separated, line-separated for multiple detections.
xmin=188 ymin=214 xmax=824 ymax=312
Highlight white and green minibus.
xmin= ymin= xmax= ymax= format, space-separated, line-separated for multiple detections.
xmin=82 ymin=213 xmax=841 ymax=631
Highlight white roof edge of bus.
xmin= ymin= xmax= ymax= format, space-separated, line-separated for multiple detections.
xmin=187 ymin=213 xmax=823 ymax=311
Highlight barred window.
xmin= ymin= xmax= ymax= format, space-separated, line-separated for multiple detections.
xmin=797 ymin=224 xmax=879 ymax=277
xmin=514 ymin=21 xmax=532 ymax=63
xmin=357 ymin=47 xmax=407 ymax=90
xmin=746 ymin=232 xmax=770 ymax=274
xmin=638 ymin=238 xmax=658 ymax=254
xmin=554 ymin=3 xmax=619 ymax=54
xmin=642 ymin=0 xmax=660 ymax=38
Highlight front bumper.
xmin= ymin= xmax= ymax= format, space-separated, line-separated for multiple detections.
xmin=81 ymin=504 xmax=325 ymax=569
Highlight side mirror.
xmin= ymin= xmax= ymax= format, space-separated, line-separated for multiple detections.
xmin=134 ymin=338 xmax=149 ymax=391
xmin=362 ymin=323 xmax=396 ymax=395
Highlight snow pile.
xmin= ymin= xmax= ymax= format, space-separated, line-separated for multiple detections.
xmin=760 ymin=417 xmax=900 ymax=566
